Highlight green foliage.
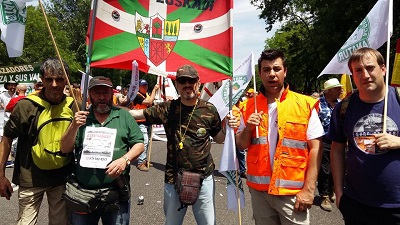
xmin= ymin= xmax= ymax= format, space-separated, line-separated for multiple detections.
xmin=252 ymin=0 xmax=400 ymax=94
xmin=0 ymin=6 xmax=80 ymax=79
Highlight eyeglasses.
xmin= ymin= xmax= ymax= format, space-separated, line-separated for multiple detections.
xmin=176 ymin=77 xmax=198 ymax=84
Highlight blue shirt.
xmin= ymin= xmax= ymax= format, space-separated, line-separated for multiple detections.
xmin=327 ymin=87 xmax=400 ymax=208
xmin=318 ymin=96 xmax=340 ymax=135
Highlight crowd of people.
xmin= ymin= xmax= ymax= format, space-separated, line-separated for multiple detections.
xmin=0 ymin=47 xmax=399 ymax=225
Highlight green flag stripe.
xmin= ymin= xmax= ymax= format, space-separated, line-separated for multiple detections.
xmin=92 ymin=32 xmax=139 ymax=61
xmin=167 ymin=7 xmax=202 ymax=21
xmin=174 ymin=40 xmax=232 ymax=75
xmin=119 ymin=1 xmax=147 ymax=16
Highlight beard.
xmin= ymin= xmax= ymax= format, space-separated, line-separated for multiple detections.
xmin=180 ymin=87 xmax=197 ymax=100
xmin=90 ymin=98 xmax=112 ymax=114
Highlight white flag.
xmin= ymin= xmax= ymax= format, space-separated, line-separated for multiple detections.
xmin=209 ymin=52 xmax=254 ymax=119
xmin=155 ymin=75 xmax=178 ymax=103
xmin=219 ymin=123 xmax=245 ymax=212
xmin=319 ymin=0 xmax=392 ymax=77
xmin=0 ymin=0 xmax=33 ymax=57
xmin=79 ymin=70 xmax=92 ymax=95
xmin=127 ymin=60 xmax=140 ymax=102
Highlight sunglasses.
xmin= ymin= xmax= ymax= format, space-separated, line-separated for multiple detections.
xmin=176 ymin=77 xmax=198 ymax=84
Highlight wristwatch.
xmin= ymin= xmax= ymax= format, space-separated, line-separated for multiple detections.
xmin=122 ymin=156 xmax=131 ymax=166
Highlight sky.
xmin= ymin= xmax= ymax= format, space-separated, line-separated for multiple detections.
xmin=233 ymin=1 xmax=278 ymax=69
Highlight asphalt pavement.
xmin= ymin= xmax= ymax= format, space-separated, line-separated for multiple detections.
xmin=1 ymin=139 xmax=345 ymax=225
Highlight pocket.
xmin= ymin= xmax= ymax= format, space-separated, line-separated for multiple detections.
xmin=62 ymin=192 xmax=91 ymax=213
xmin=285 ymin=118 xmax=307 ymax=140
xmin=280 ymin=155 xmax=307 ymax=181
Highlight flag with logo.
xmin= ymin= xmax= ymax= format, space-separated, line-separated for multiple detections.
xmin=391 ymin=39 xmax=400 ymax=87
xmin=339 ymin=74 xmax=353 ymax=99
xmin=319 ymin=0 xmax=393 ymax=77
xmin=209 ymin=53 xmax=254 ymax=119
xmin=88 ymin=0 xmax=233 ymax=83
xmin=0 ymin=0 xmax=33 ymax=57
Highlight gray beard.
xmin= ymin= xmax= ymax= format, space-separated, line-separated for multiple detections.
xmin=94 ymin=105 xmax=111 ymax=114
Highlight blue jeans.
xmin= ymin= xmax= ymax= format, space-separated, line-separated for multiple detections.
xmin=137 ymin=124 xmax=151 ymax=164
xmin=69 ymin=200 xmax=130 ymax=225
xmin=164 ymin=174 xmax=216 ymax=225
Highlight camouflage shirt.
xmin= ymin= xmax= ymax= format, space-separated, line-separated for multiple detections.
xmin=143 ymin=98 xmax=221 ymax=184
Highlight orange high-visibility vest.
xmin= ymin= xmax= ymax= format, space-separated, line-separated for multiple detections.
xmin=132 ymin=92 xmax=150 ymax=122
xmin=241 ymin=86 xmax=319 ymax=195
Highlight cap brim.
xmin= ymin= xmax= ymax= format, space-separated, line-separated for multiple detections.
xmin=89 ymin=84 xmax=113 ymax=89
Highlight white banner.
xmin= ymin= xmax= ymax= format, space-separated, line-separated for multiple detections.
xmin=0 ymin=0 xmax=34 ymax=57
xmin=209 ymin=52 xmax=254 ymax=120
xmin=127 ymin=60 xmax=140 ymax=103
xmin=319 ymin=0 xmax=392 ymax=77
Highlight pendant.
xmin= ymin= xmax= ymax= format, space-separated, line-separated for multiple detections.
xmin=179 ymin=142 xmax=183 ymax=149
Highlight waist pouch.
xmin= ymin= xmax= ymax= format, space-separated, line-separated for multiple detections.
xmin=63 ymin=176 xmax=120 ymax=213
xmin=174 ymin=170 xmax=204 ymax=210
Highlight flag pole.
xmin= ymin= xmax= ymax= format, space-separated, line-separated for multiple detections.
xmin=229 ymin=78 xmax=242 ymax=225
xmin=251 ymin=52 xmax=259 ymax=138
xmin=82 ymin=0 xmax=99 ymax=110
xmin=38 ymin=0 xmax=79 ymax=110
xmin=383 ymin=0 xmax=393 ymax=132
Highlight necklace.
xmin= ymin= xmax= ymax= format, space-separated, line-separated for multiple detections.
xmin=178 ymin=100 xmax=198 ymax=149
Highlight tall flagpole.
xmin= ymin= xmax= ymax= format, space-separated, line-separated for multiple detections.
xmin=82 ymin=0 xmax=99 ymax=110
xmin=383 ymin=0 xmax=393 ymax=132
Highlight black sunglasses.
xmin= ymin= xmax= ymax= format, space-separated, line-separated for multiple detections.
xmin=176 ymin=77 xmax=198 ymax=84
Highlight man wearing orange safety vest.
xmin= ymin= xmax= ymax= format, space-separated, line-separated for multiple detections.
xmin=236 ymin=49 xmax=323 ymax=225
xmin=132 ymin=79 xmax=159 ymax=171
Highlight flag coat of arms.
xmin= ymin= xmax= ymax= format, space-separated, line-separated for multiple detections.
xmin=88 ymin=0 xmax=233 ymax=83
xmin=319 ymin=0 xmax=392 ymax=76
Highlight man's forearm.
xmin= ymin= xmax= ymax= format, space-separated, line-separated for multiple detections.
xmin=303 ymin=139 xmax=322 ymax=193
xmin=330 ymin=142 xmax=346 ymax=196
xmin=0 ymin=137 xmax=12 ymax=177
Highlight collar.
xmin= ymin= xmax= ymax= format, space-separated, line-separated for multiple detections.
xmin=258 ymin=83 xmax=290 ymax=102
xmin=87 ymin=105 xmax=120 ymax=124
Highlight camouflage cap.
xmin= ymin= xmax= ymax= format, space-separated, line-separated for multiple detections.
xmin=88 ymin=76 xmax=113 ymax=90
xmin=176 ymin=65 xmax=199 ymax=79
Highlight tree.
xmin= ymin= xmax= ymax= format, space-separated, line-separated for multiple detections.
xmin=0 ymin=6 xmax=80 ymax=77
xmin=251 ymin=0 xmax=400 ymax=94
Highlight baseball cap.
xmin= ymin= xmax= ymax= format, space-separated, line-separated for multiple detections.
xmin=116 ymin=85 xmax=122 ymax=91
xmin=88 ymin=76 xmax=113 ymax=90
xmin=139 ymin=79 xmax=148 ymax=86
xmin=176 ymin=65 xmax=199 ymax=79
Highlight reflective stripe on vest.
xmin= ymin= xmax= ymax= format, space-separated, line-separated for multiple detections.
xmin=275 ymin=178 xmax=304 ymax=188
xmin=282 ymin=138 xmax=307 ymax=150
xmin=247 ymin=175 xmax=305 ymax=188
xmin=247 ymin=174 xmax=271 ymax=185
xmin=251 ymin=136 xmax=267 ymax=145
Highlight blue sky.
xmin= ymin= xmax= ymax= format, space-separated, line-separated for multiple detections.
xmin=233 ymin=1 xmax=278 ymax=68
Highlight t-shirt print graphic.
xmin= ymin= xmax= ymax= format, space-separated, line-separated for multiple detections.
xmin=353 ymin=113 xmax=398 ymax=155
